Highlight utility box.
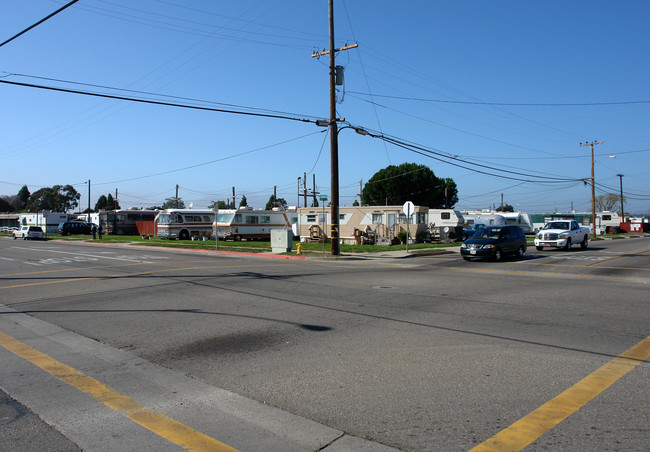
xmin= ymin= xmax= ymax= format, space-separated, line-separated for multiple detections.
xmin=271 ymin=229 xmax=293 ymax=253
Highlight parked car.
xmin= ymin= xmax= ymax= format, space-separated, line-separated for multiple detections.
xmin=460 ymin=225 xmax=527 ymax=261
xmin=13 ymin=225 xmax=45 ymax=240
xmin=58 ymin=222 xmax=93 ymax=236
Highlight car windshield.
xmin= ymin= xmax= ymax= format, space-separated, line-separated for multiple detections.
xmin=544 ymin=222 xmax=569 ymax=230
xmin=474 ymin=227 xmax=502 ymax=239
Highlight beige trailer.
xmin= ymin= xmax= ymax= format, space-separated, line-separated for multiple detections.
xmin=297 ymin=205 xmax=432 ymax=245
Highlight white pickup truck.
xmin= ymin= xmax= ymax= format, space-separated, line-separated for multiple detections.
xmin=535 ymin=220 xmax=590 ymax=251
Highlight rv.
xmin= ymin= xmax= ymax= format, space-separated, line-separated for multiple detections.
xmin=214 ymin=207 xmax=297 ymax=241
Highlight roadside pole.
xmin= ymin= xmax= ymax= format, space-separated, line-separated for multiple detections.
xmin=403 ymin=201 xmax=414 ymax=253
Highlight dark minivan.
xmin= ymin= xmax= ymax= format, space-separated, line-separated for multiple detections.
xmin=460 ymin=225 xmax=527 ymax=261
xmin=58 ymin=222 xmax=93 ymax=236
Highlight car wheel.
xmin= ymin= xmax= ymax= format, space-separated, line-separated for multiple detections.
xmin=235 ymin=235 xmax=242 ymax=241
xmin=178 ymin=230 xmax=190 ymax=240
xmin=13 ymin=235 xmax=17 ymax=240
xmin=494 ymin=248 xmax=503 ymax=262
xmin=564 ymin=238 xmax=571 ymax=251
xmin=580 ymin=236 xmax=588 ymax=249
xmin=516 ymin=246 xmax=525 ymax=258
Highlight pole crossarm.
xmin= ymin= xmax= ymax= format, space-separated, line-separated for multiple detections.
xmin=311 ymin=43 xmax=358 ymax=58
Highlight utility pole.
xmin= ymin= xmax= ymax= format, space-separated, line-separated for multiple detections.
xmin=231 ymin=187 xmax=236 ymax=209
xmin=115 ymin=188 xmax=118 ymax=210
xmin=87 ymin=179 xmax=91 ymax=223
xmin=311 ymin=1 xmax=358 ymax=255
xmin=358 ymin=180 xmax=363 ymax=206
xmin=175 ymin=184 xmax=179 ymax=209
xmin=580 ymin=140 xmax=603 ymax=239
xmin=297 ymin=177 xmax=301 ymax=207
xmin=303 ymin=172 xmax=308 ymax=207
xmin=312 ymin=174 xmax=317 ymax=207
xmin=274 ymin=186 xmax=277 ymax=208
xmin=617 ymin=174 xmax=624 ymax=221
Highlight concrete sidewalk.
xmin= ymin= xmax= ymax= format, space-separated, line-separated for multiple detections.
xmin=0 ymin=304 xmax=401 ymax=452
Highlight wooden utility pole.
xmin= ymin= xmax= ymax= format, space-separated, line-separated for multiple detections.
xmin=303 ymin=172 xmax=308 ymax=207
xmin=311 ymin=1 xmax=358 ymax=255
xmin=580 ymin=141 xmax=603 ymax=238
xmin=175 ymin=184 xmax=179 ymax=209
xmin=87 ymin=179 xmax=91 ymax=223
xmin=617 ymin=174 xmax=624 ymax=221
xmin=297 ymin=177 xmax=301 ymax=207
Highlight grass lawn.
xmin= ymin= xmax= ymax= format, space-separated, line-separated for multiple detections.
xmin=2 ymin=231 xmax=643 ymax=256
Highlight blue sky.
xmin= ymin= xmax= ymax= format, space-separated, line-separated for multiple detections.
xmin=1 ymin=0 xmax=649 ymax=215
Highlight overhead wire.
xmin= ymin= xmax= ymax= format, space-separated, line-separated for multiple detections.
xmin=346 ymin=91 xmax=650 ymax=107
xmin=0 ymin=0 xmax=79 ymax=48
xmin=0 ymin=79 xmax=322 ymax=124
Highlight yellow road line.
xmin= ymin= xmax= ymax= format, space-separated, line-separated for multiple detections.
xmin=0 ymin=331 xmax=239 ymax=452
xmin=470 ymin=336 xmax=650 ymax=452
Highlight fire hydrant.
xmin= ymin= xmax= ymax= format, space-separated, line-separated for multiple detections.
xmin=296 ymin=243 xmax=302 ymax=255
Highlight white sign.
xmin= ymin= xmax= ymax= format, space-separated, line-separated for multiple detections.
xmin=403 ymin=201 xmax=415 ymax=216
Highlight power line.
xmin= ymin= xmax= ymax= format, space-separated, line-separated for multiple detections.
xmin=361 ymin=129 xmax=582 ymax=183
xmin=347 ymin=91 xmax=650 ymax=107
xmin=0 ymin=0 xmax=79 ymax=48
xmin=0 ymin=80 xmax=316 ymax=124
xmin=0 ymin=79 xmax=321 ymax=124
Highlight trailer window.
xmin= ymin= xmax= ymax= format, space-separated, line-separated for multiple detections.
xmin=441 ymin=212 xmax=450 ymax=220
xmin=307 ymin=215 xmax=317 ymax=223
xmin=372 ymin=213 xmax=382 ymax=224
xmin=260 ymin=216 xmax=271 ymax=224
xmin=245 ymin=216 xmax=259 ymax=224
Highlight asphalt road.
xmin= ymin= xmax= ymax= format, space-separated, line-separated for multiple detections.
xmin=0 ymin=236 xmax=648 ymax=451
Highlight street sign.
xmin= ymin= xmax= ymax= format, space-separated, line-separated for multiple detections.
xmin=319 ymin=195 xmax=328 ymax=201
xmin=403 ymin=201 xmax=414 ymax=216
xmin=403 ymin=201 xmax=414 ymax=253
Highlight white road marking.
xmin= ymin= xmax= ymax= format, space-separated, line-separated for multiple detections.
xmin=17 ymin=247 xmax=159 ymax=263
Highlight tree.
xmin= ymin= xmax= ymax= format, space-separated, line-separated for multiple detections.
xmin=25 ymin=185 xmax=80 ymax=212
xmin=361 ymin=163 xmax=458 ymax=208
xmin=209 ymin=200 xmax=228 ymax=209
xmin=162 ymin=197 xmax=185 ymax=209
xmin=595 ymin=193 xmax=621 ymax=212
xmin=239 ymin=195 xmax=248 ymax=207
xmin=496 ymin=204 xmax=514 ymax=212
xmin=265 ymin=195 xmax=287 ymax=210
xmin=0 ymin=196 xmax=15 ymax=212
xmin=95 ymin=195 xmax=108 ymax=211
xmin=4 ymin=195 xmax=21 ymax=211
xmin=352 ymin=200 xmax=360 ymax=206
xmin=17 ymin=185 xmax=30 ymax=210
